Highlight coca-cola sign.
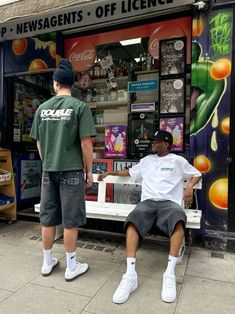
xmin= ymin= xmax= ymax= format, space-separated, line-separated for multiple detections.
xmin=66 ymin=40 xmax=96 ymax=72
xmin=148 ymin=24 xmax=185 ymax=59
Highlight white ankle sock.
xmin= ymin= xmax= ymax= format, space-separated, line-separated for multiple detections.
xmin=126 ymin=257 xmax=136 ymax=276
xmin=66 ymin=251 xmax=77 ymax=271
xmin=43 ymin=249 xmax=53 ymax=266
xmin=165 ymin=255 xmax=178 ymax=274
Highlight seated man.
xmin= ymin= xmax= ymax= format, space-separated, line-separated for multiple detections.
xmin=98 ymin=130 xmax=201 ymax=304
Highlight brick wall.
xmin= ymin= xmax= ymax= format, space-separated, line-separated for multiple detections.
xmin=0 ymin=0 xmax=99 ymax=23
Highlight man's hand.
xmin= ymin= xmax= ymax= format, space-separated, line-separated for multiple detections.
xmin=97 ymin=172 xmax=109 ymax=181
xmin=183 ymin=186 xmax=193 ymax=208
xmin=85 ymin=171 xmax=93 ymax=189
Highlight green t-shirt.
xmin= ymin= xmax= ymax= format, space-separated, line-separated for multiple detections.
xmin=30 ymin=95 xmax=96 ymax=171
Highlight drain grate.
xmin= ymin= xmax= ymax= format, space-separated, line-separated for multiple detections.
xmin=30 ymin=234 xmax=119 ymax=254
xmin=94 ymin=245 xmax=105 ymax=251
xmin=30 ymin=235 xmax=40 ymax=240
xmin=211 ymin=252 xmax=224 ymax=259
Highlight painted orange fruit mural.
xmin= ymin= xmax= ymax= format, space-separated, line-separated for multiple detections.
xmin=194 ymin=155 xmax=211 ymax=173
xmin=209 ymin=178 xmax=228 ymax=209
xmin=192 ymin=19 xmax=204 ymax=37
xmin=28 ymin=59 xmax=48 ymax=72
xmin=210 ymin=58 xmax=231 ymax=80
xmin=12 ymin=38 xmax=28 ymax=55
xmin=49 ymin=42 xmax=56 ymax=59
xmin=221 ymin=117 xmax=230 ymax=134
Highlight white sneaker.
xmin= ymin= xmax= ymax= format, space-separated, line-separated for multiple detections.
xmin=113 ymin=273 xmax=138 ymax=304
xmin=161 ymin=272 xmax=176 ymax=303
xmin=41 ymin=257 xmax=58 ymax=276
xmin=65 ymin=262 xmax=89 ymax=282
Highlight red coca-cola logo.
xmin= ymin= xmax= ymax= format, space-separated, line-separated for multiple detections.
xmin=66 ymin=40 xmax=96 ymax=72
xmin=148 ymin=24 xmax=185 ymax=59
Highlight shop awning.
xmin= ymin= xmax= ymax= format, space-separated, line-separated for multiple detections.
xmin=0 ymin=0 xmax=195 ymax=42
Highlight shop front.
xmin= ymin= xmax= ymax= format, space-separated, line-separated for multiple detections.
xmin=0 ymin=0 xmax=234 ymax=250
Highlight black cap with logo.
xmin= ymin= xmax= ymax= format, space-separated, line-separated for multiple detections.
xmin=152 ymin=130 xmax=173 ymax=145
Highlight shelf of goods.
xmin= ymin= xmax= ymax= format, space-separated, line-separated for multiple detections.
xmin=0 ymin=149 xmax=16 ymax=222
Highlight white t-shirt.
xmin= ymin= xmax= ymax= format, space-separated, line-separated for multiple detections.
xmin=129 ymin=153 xmax=201 ymax=206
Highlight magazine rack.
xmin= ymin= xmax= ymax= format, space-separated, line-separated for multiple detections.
xmin=0 ymin=149 xmax=16 ymax=223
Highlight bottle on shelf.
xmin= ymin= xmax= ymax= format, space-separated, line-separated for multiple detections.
xmin=93 ymin=60 xmax=101 ymax=79
xmin=152 ymin=57 xmax=159 ymax=70
xmin=116 ymin=59 xmax=124 ymax=76
xmin=137 ymin=54 xmax=143 ymax=71
xmin=141 ymin=53 xmax=147 ymax=71
xmin=100 ymin=66 xmax=107 ymax=79
xmin=146 ymin=52 xmax=152 ymax=71
xmin=110 ymin=88 xmax=118 ymax=101
xmin=89 ymin=66 xmax=94 ymax=79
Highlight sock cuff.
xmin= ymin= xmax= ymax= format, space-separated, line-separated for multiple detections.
xmin=168 ymin=255 xmax=178 ymax=261
xmin=66 ymin=251 xmax=76 ymax=258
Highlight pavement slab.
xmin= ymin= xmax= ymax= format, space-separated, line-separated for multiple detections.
xmin=186 ymin=248 xmax=235 ymax=283
xmin=176 ymin=275 xmax=235 ymax=314
xmin=85 ymin=272 xmax=179 ymax=314
xmin=0 ymin=283 xmax=91 ymax=314
xmin=32 ymin=256 xmax=120 ymax=297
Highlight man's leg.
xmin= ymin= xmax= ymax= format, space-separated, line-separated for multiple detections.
xmin=162 ymin=221 xmax=185 ymax=303
xmin=41 ymin=225 xmax=58 ymax=276
xmin=64 ymin=227 xmax=89 ymax=282
xmin=126 ymin=223 xmax=139 ymax=257
xmin=169 ymin=221 xmax=185 ymax=257
xmin=64 ymin=227 xmax=78 ymax=252
xmin=113 ymin=223 xmax=139 ymax=304
xmin=42 ymin=225 xmax=56 ymax=249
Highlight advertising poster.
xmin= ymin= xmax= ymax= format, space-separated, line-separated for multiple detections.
xmin=159 ymin=78 xmax=185 ymax=114
xmin=85 ymin=159 xmax=113 ymax=202
xmin=128 ymin=112 xmax=157 ymax=157
xmin=159 ymin=116 xmax=184 ymax=152
xmin=113 ymin=160 xmax=141 ymax=204
xmin=159 ymin=37 xmax=186 ymax=77
xmin=17 ymin=156 xmax=41 ymax=201
xmin=104 ymin=125 xmax=127 ymax=158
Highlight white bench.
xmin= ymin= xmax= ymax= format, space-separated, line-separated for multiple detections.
xmin=35 ymin=174 xmax=202 ymax=261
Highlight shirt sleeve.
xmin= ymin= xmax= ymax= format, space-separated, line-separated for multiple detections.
xmin=129 ymin=160 xmax=143 ymax=182
xmin=79 ymin=104 xmax=96 ymax=138
xmin=30 ymin=110 xmax=40 ymax=140
xmin=182 ymin=160 xmax=202 ymax=180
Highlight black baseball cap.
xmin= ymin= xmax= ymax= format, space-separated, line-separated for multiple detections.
xmin=152 ymin=130 xmax=173 ymax=145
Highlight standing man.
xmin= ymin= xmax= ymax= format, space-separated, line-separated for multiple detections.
xmin=30 ymin=59 xmax=96 ymax=282
xmin=98 ymin=130 xmax=201 ymax=303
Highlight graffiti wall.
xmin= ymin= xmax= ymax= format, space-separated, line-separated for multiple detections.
xmin=4 ymin=33 xmax=61 ymax=74
xmin=191 ymin=9 xmax=232 ymax=249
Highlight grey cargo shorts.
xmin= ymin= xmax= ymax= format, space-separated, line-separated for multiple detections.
xmin=40 ymin=170 xmax=86 ymax=228
xmin=124 ymin=199 xmax=186 ymax=241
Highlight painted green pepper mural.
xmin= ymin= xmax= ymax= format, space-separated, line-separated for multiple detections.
xmin=190 ymin=42 xmax=225 ymax=135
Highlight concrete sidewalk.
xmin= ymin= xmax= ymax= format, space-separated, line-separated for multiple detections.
xmin=0 ymin=220 xmax=235 ymax=314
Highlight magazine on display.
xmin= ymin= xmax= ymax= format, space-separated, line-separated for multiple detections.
xmin=159 ymin=37 xmax=186 ymax=77
xmin=159 ymin=78 xmax=185 ymax=114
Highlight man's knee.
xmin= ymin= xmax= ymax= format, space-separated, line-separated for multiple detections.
xmin=126 ymin=222 xmax=138 ymax=234
xmin=172 ymin=221 xmax=185 ymax=236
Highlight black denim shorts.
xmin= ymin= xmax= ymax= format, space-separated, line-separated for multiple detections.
xmin=40 ymin=171 xmax=86 ymax=228
xmin=124 ymin=199 xmax=186 ymax=241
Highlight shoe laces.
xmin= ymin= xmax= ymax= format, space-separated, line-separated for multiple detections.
xmin=119 ymin=275 xmax=133 ymax=290
xmin=164 ymin=274 xmax=175 ymax=288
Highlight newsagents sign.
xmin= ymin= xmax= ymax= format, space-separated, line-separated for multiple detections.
xmin=0 ymin=0 xmax=194 ymax=41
